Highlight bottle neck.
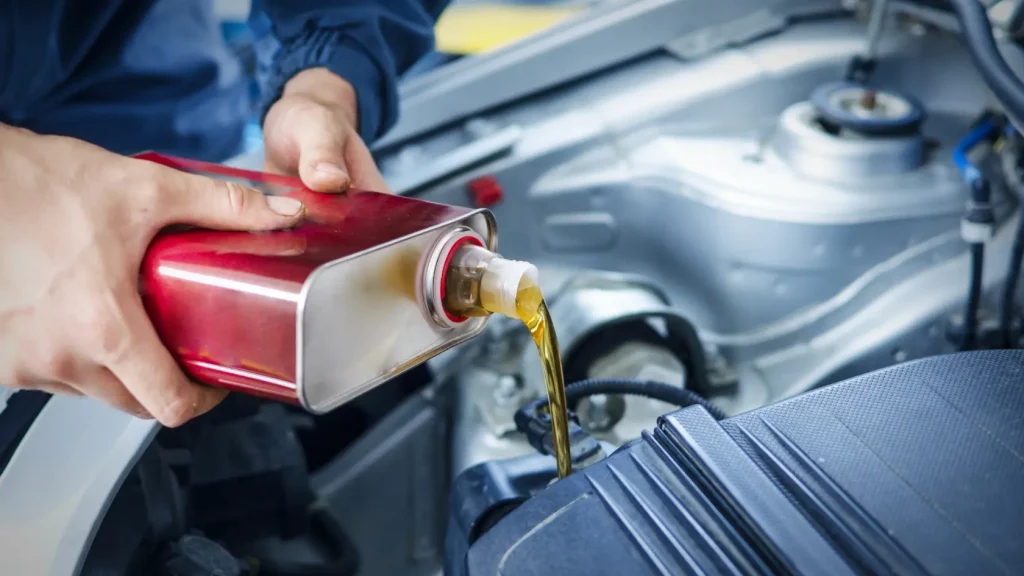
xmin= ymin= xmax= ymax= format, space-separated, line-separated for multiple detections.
xmin=441 ymin=244 xmax=539 ymax=322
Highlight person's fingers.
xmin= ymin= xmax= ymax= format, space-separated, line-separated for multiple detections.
xmin=263 ymin=155 xmax=288 ymax=177
xmin=66 ymin=365 xmax=152 ymax=419
xmin=102 ymin=292 xmax=228 ymax=427
xmin=291 ymin=111 xmax=352 ymax=193
xmin=29 ymin=380 xmax=82 ymax=397
xmin=153 ymin=165 xmax=305 ymax=231
xmin=345 ymin=136 xmax=391 ymax=193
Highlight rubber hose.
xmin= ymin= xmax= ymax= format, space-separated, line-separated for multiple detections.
xmin=954 ymin=119 xmax=1000 ymax=181
xmin=947 ymin=0 xmax=1024 ymax=123
xmin=954 ymin=119 xmax=996 ymax=352
xmin=1001 ymin=210 xmax=1024 ymax=347
xmin=565 ymin=378 xmax=727 ymax=420
xmin=963 ymin=243 xmax=985 ymax=351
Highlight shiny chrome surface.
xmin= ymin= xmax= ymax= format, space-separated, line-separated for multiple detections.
xmin=299 ymin=210 xmax=496 ymax=413
xmin=421 ymin=226 xmax=486 ymax=329
xmin=774 ymin=101 xmax=927 ymax=179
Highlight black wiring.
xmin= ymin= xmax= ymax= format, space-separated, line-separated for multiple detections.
xmin=1000 ymin=211 xmax=1024 ymax=347
xmin=563 ymin=378 xmax=727 ymax=421
xmin=963 ymin=243 xmax=986 ymax=350
xmin=1000 ymin=131 xmax=1024 ymax=348
xmin=947 ymin=0 xmax=1024 ymax=123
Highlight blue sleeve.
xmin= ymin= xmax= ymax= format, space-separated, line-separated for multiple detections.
xmin=252 ymin=0 xmax=449 ymax=143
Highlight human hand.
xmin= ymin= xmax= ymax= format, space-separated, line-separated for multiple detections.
xmin=0 ymin=125 xmax=306 ymax=426
xmin=263 ymin=67 xmax=390 ymax=193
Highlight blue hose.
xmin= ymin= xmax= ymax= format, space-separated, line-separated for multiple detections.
xmin=953 ymin=117 xmax=1000 ymax=350
xmin=954 ymin=119 xmax=1000 ymax=188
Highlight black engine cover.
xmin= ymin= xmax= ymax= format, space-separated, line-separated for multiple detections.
xmin=453 ymin=350 xmax=1024 ymax=575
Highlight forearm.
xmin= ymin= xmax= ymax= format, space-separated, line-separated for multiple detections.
xmin=253 ymin=0 xmax=450 ymax=142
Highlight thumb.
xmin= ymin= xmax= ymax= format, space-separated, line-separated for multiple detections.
xmin=293 ymin=118 xmax=352 ymax=193
xmin=162 ymin=169 xmax=305 ymax=231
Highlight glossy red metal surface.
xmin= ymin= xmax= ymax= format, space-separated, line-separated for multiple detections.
xmin=136 ymin=153 xmax=474 ymax=404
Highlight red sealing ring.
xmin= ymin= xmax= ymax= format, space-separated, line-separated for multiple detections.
xmin=439 ymin=235 xmax=484 ymax=323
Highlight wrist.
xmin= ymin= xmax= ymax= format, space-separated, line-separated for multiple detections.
xmin=259 ymin=28 xmax=388 ymax=143
xmin=282 ymin=68 xmax=359 ymax=130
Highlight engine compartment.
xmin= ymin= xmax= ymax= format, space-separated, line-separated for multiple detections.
xmin=75 ymin=1 xmax=1024 ymax=574
xmin=416 ymin=7 xmax=1014 ymax=474
xmin=452 ymin=350 xmax=1024 ymax=576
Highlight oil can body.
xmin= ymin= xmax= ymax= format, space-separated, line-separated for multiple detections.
xmin=136 ymin=153 xmax=496 ymax=413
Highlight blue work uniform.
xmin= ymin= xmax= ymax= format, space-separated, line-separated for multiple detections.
xmin=0 ymin=0 xmax=447 ymax=160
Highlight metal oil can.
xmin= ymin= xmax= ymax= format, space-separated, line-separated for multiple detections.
xmin=135 ymin=153 xmax=500 ymax=414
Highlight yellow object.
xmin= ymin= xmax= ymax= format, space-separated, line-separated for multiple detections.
xmin=435 ymin=4 xmax=584 ymax=55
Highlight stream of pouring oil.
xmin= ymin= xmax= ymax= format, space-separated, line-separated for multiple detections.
xmin=516 ymin=282 xmax=572 ymax=478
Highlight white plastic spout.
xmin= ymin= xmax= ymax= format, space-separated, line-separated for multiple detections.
xmin=480 ymin=257 xmax=540 ymax=318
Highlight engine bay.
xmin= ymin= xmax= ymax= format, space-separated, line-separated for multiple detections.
xmin=67 ymin=0 xmax=1024 ymax=574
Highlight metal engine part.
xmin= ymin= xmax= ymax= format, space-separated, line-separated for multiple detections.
xmin=404 ymin=14 xmax=1005 ymax=426
xmin=774 ymin=98 xmax=927 ymax=179
xmin=451 ymin=274 xmax=714 ymax=474
xmin=390 ymin=5 xmax=1020 ymax=479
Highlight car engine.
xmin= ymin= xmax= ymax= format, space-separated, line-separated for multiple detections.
xmin=28 ymin=0 xmax=1024 ymax=574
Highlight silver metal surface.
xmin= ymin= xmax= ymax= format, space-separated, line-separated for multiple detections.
xmin=422 ymin=226 xmax=486 ymax=329
xmin=299 ymin=211 xmax=496 ymax=413
xmin=387 ymin=126 xmax=523 ymax=195
xmin=517 ymin=274 xmax=687 ymax=388
xmin=410 ymin=12 xmax=1007 ymax=469
xmin=451 ymin=364 xmax=539 ymax=475
xmin=774 ymin=100 xmax=926 ymax=180
xmin=452 ymin=273 xmax=698 ymax=473
xmin=578 ymin=393 xmax=623 ymax=432
xmin=374 ymin=0 xmax=846 ymax=148
xmin=864 ymin=0 xmax=890 ymax=61
xmin=824 ymin=85 xmax=917 ymax=122
xmin=581 ymin=340 xmax=686 ymax=442
xmin=889 ymin=0 xmax=961 ymax=33
xmin=0 ymin=397 xmax=158 ymax=576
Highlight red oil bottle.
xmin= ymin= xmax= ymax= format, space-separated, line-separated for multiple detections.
xmin=136 ymin=153 xmax=535 ymax=414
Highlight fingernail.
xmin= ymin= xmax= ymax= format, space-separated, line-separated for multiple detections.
xmin=315 ymin=163 xmax=347 ymax=177
xmin=267 ymin=196 xmax=304 ymax=217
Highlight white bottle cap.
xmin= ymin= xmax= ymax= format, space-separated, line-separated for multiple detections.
xmin=481 ymin=257 xmax=540 ymax=318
